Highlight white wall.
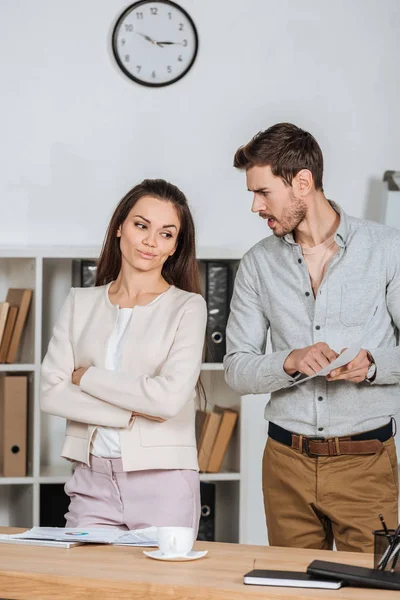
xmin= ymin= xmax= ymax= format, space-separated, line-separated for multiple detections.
xmin=0 ymin=0 xmax=399 ymax=251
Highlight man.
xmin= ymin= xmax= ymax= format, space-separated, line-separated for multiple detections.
xmin=224 ymin=123 xmax=400 ymax=553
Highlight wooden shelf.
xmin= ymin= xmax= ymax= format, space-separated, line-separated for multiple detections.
xmin=200 ymin=472 xmax=240 ymax=482
xmin=201 ymin=363 xmax=224 ymax=371
xmin=0 ymin=477 xmax=34 ymax=485
xmin=0 ymin=364 xmax=35 ymax=372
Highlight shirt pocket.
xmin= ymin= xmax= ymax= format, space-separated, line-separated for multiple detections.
xmin=339 ymin=282 xmax=380 ymax=327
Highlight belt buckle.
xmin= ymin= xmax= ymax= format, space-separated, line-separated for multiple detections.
xmin=302 ymin=436 xmax=325 ymax=457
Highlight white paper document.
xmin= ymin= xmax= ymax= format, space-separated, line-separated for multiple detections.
xmin=288 ymin=300 xmax=381 ymax=387
xmin=289 ymin=343 xmax=362 ymax=387
xmin=0 ymin=526 xmax=158 ymax=548
xmin=113 ymin=527 xmax=158 ymax=546
xmin=0 ymin=535 xmax=81 ymax=548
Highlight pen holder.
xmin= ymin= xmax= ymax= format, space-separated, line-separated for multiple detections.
xmin=373 ymin=529 xmax=400 ymax=572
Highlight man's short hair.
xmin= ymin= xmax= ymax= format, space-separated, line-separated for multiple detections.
xmin=234 ymin=123 xmax=324 ymax=191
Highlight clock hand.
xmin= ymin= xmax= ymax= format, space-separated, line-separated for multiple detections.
xmin=136 ymin=32 xmax=158 ymax=44
xmin=156 ymin=41 xmax=184 ymax=47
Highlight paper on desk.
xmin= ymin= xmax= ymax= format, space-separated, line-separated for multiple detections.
xmin=0 ymin=526 xmax=158 ymax=547
xmin=0 ymin=534 xmax=81 ymax=548
xmin=113 ymin=527 xmax=158 ymax=546
xmin=289 ymin=343 xmax=362 ymax=387
xmin=10 ymin=527 xmax=122 ymax=544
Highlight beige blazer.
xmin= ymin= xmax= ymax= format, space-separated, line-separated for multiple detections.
xmin=40 ymin=284 xmax=207 ymax=471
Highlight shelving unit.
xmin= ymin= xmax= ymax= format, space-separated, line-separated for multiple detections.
xmin=0 ymin=246 xmax=269 ymax=544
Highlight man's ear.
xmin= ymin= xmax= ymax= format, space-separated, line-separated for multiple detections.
xmin=293 ymin=169 xmax=313 ymax=196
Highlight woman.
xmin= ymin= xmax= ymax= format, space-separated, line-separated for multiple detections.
xmin=41 ymin=179 xmax=207 ymax=533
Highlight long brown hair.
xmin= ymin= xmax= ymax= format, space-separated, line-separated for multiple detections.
xmin=96 ymin=178 xmax=206 ymax=404
xmin=96 ymin=178 xmax=201 ymax=294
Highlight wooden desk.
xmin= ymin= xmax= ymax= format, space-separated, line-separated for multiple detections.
xmin=0 ymin=527 xmax=396 ymax=599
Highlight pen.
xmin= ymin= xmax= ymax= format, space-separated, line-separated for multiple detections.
xmin=391 ymin=548 xmax=399 ymax=573
xmin=379 ymin=514 xmax=390 ymax=538
xmin=381 ymin=524 xmax=400 ymax=571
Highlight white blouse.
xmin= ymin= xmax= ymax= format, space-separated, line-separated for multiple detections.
xmin=91 ymin=293 xmax=164 ymax=458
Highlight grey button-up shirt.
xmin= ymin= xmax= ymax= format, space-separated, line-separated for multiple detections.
xmin=224 ymin=203 xmax=400 ymax=437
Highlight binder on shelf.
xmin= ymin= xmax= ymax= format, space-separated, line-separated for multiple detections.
xmin=207 ymin=406 xmax=238 ymax=473
xmin=0 ymin=374 xmax=28 ymax=477
xmin=0 ymin=306 xmax=18 ymax=363
xmin=72 ymin=259 xmax=97 ymax=288
xmin=4 ymin=289 xmax=33 ymax=363
xmin=0 ymin=302 xmax=9 ymax=346
xmin=40 ymin=484 xmax=69 ymax=527
xmin=204 ymin=262 xmax=231 ymax=363
xmin=196 ymin=410 xmax=222 ymax=472
xmin=197 ymin=482 xmax=216 ymax=541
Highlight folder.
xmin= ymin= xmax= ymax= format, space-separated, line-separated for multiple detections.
xmin=5 ymin=289 xmax=33 ymax=363
xmin=0 ymin=302 xmax=9 ymax=345
xmin=198 ymin=482 xmax=216 ymax=541
xmin=72 ymin=260 xmax=97 ymax=288
xmin=197 ymin=410 xmax=222 ymax=472
xmin=0 ymin=374 xmax=28 ymax=477
xmin=0 ymin=306 xmax=18 ymax=363
xmin=204 ymin=262 xmax=231 ymax=362
xmin=307 ymin=560 xmax=400 ymax=591
xmin=207 ymin=407 xmax=238 ymax=473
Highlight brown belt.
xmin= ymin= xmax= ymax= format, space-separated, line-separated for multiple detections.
xmin=292 ymin=434 xmax=382 ymax=457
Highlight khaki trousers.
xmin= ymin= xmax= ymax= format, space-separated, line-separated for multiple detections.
xmin=262 ymin=435 xmax=399 ymax=552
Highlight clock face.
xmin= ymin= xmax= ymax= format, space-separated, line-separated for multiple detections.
xmin=112 ymin=0 xmax=198 ymax=87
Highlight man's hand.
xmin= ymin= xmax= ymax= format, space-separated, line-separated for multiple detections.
xmin=72 ymin=367 xmax=89 ymax=386
xmin=284 ymin=343 xmax=339 ymax=376
xmin=326 ymin=348 xmax=371 ymax=383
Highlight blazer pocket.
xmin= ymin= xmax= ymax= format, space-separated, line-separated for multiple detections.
xmin=66 ymin=420 xmax=88 ymax=439
xmin=138 ymin=414 xmax=195 ymax=448
xmin=340 ymin=282 xmax=380 ymax=327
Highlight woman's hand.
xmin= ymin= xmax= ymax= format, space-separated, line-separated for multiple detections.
xmin=72 ymin=367 xmax=89 ymax=386
xmin=131 ymin=411 xmax=165 ymax=423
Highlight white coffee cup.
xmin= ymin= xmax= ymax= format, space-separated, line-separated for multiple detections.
xmin=157 ymin=526 xmax=194 ymax=557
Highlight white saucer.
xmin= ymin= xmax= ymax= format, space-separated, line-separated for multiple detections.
xmin=143 ymin=549 xmax=208 ymax=562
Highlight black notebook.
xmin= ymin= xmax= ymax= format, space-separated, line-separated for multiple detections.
xmin=243 ymin=569 xmax=343 ymax=589
xmin=307 ymin=560 xmax=400 ymax=591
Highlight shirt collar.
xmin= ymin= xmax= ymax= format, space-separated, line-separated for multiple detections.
xmin=282 ymin=200 xmax=348 ymax=248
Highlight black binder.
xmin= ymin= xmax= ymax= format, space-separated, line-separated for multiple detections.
xmin=197 ymin=482 xmax=215 ymax=541
xmin=72 ymin=260 xmax=97 ymax=288
xmin=40 ymin=484 xmax=69 ymax=527
xmin=204 ymin=262 xmax=231 ymax=363
xmin=307 ymin=560 xmax=400 ymax=591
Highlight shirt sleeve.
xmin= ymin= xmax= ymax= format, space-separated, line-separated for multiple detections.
xmin=40 ymin=289 xmax=132 ymax=427
xmin=80 ymin=294 xmax=207 ymax=420
xmin=366 ymin=233 xmax=400 ymax=385
xmin=223 ymin=252 xmax=296 ymax=395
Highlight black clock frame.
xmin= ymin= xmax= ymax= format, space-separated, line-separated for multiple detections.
xmin=112 ymin=0 xmax=199 ymax=87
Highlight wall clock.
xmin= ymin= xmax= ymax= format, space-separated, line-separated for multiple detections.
xmin=112 ymin=1 xmax=198 ymax=87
